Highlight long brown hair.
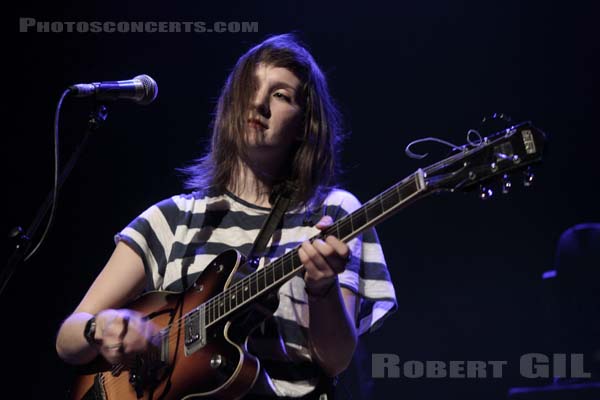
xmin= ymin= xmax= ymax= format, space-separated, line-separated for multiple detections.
xmin=180 ymin=33 xmax=344 ymax=207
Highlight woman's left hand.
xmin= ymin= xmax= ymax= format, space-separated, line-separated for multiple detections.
xmin=299 ymin=215 xmax=351 ymax=296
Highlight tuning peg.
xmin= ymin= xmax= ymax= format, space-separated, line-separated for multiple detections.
xmin=501 ymin=174 xmax=512 ymax=194
xmin=479 ymin=185 xmax=494 ymax=200
xmin=523 ymin=166 xmax=534 ymax=187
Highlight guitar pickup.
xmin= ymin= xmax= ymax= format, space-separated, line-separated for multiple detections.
xmin=184 ymin=306 xmax=207 ymax=356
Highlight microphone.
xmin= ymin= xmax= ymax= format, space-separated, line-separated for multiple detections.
xmin=68 ymin=74 xmax=158 ymax=105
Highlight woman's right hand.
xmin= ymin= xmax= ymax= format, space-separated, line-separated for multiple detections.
xmin=94 ymin=309 xmax=158 ymax=365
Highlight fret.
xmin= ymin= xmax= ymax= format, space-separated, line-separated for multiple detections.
xmin=207 ymin=300 xmax=212 ymax=324
xmin=395 ymin=184 xmax=402 ymax=206
xmin=231 ymin=286 xmax=237 ymax=310
xmin=237 ymin=285 xmax=243 ymax=306
xmin=254 ymin=271 xmax=259 ymax=296
xmin=377 ymin=194 xmax=386 ymax=214
xmin=218 ymin=293 xmax=225 ymax=318
xmin=253 ymin=272 xmax=260 ymax=295
xmin=335 ymin=217 xmax=351 ymax=239
xmin=213 ymin=296 xmax=218 ymax=320
xmin=199 ymin=170 xmax=432 ymax=326
xmin=278 ymin=262 xmax=282 ymax=281
xmin=265 ymin=265 xmax=275 ymax=287
xmin=274 ymin=260 xmax=283 ymax=281
xmin=382 ymin=185 xmax=400 ymax=210
xmin=228 ymin=288 xmax=234 ymax=310
xmin=212 ymin=298 xmax=217 ymax=321
xmin=365 ymin=200 xmax=380 ymax=221
xmin=242 ymin=279 xmax=249 ymax=302
xmin=224 ymin=289 xmax=231 ymax=312
xmin=399 ymin=180 xmax=417 ymax=200
xmin=351 ymin=208 xmax=367 ymax=231
xmin=282 ymin=253 xmax=292 ymax=275
xmin=291 ymin=252 xmax=301 ymax=272
xmin=231 ymin=286 xmax=238 ymax=309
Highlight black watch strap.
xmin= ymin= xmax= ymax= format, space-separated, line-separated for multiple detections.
xmin=83 ymin=316 xmax=97 ymax=345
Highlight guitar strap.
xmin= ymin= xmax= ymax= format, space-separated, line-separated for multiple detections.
xmin=248 ymin=180 xmax=298 ymax=265
xmin=239 ymin=182 xmax=336 ymax=400
xmin=231 ymin=180 xmax=298 ymax=281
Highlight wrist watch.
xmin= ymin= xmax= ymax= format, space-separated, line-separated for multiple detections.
xmin=83 ymin=316 xmax=97 ymax=345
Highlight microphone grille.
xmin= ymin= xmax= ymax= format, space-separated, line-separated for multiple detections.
xmin=134 ymin=74 xmax=158 ymax=105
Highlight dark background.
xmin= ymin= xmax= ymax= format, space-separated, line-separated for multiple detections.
xmin=4 ymin=1 xmax=599 ymax=399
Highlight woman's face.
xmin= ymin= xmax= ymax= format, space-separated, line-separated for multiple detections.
xmin=246 ymin=63 xmax=303 ymax=156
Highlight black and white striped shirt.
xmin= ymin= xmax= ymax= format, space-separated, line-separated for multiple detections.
xmin=115 ymin=189 xmax=397 ymax=397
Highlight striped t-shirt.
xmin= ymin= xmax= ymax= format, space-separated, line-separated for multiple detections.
xmin=115 ymin=189 xmax=397 ymax=397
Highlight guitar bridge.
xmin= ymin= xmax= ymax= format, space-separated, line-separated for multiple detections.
xmin=184 ymin=306 xmax=207 ymax=356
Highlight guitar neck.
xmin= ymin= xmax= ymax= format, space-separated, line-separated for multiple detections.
xmin=179 ymin=121 xmax=547 ymax=334
xmin=201 ymin=169 xmax=429 ymax=327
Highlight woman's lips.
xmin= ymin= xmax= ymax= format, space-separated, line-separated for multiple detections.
xmin=248 ymin=119 xmax=268 ymax=129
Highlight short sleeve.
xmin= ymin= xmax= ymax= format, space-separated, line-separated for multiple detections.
xmin=322 ymin=190 xmax=398 ymax=335
xmin=114 ymin=197 xmax=181 ymax=291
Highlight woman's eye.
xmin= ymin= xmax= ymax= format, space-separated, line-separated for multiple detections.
xmin=273 ymin=92 xmax=291 ymax=102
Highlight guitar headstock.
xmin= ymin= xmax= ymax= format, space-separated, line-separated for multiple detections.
xmin=423 ymin=121 xmax=547 ymax=196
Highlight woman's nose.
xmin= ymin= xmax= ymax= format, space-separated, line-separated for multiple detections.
xmin=251 ymin=89 xmax=270 ymax=118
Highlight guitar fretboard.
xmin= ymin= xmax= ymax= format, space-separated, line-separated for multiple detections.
xmin=175 ymin=121 xmax=547 ymax=339
xmin=186 ymin=170 xmax=427 ymax=328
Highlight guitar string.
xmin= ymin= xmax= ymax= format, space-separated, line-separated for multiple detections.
xmin=92 ymin=187 xmax=398 ymax=393
xmin=135 ymin=174 xmax=420 ymax=345
xmin=94 ymin=131 xmax=532 ymax=395
xmin=105 ymin=148 xmax=469 ymax=352
xmin=92 ymin=148 xmax=481 ymax=394
xmin=177 ymin=143 xmax=483 ymax=333
xmin=192 ymin=168 xmax=431 ymax=326
xmin=110 ymin=166 xmax=436 ymax=357
xmin=92 ymin=177 xmax=412 ymax=394
xmin=201 ymin=143 xmax=491 ymax=333
xmin=134 ymin=127 xmax=497 ymax=344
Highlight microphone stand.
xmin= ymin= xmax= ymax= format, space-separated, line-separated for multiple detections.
xmin=1 ymin=103 xmax=109 ymax=298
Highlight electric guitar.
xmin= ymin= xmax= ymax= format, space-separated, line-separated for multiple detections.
xmin=71 ymin=121 xmax=547 ymax=399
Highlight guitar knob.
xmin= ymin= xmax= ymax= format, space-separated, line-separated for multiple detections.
xmin=210 ymin=354 xmax=225 ymax=369
xmin=523 ymin=167 xmax=534 ymax=187
xmin=479 ymin=185 xmax=493 ymax=200
xmin=501 ymin=174 xmax=512 ymax=194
